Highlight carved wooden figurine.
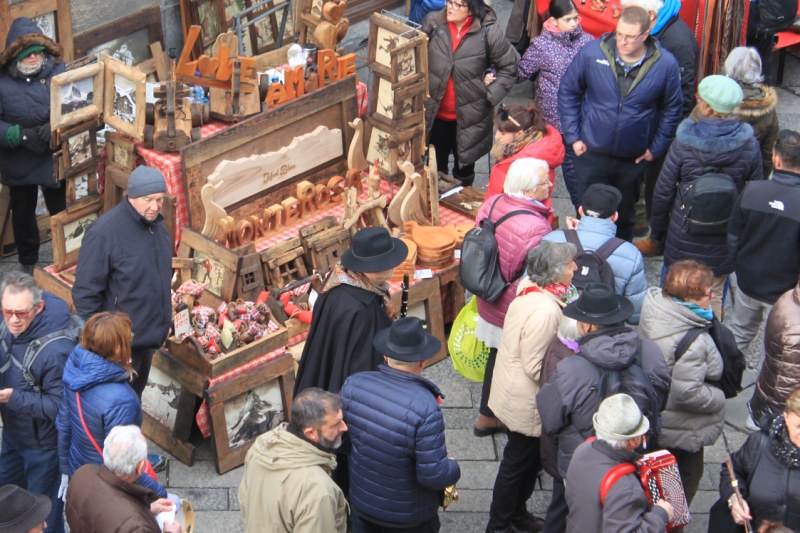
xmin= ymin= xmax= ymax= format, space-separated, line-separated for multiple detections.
xmin=312 ymin=0 xmax=349 ymax=51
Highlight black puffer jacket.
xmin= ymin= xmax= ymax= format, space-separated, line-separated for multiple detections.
xmin=422 ymin=8 xmax=519 ymax=166
xmin=650 ymin=116 xmax=763 ymax=275
xmin=0 ymin=17 xmax=64 ymax=187
xmin=653 ymin=15 xmax=698 ymax=118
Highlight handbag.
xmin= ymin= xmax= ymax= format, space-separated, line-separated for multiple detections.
xmin=448 ymin=297 xmax=490 ymax=382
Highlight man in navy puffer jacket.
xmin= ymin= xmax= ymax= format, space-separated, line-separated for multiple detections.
xmin=341 ymin=317 xmax=460 ymax=532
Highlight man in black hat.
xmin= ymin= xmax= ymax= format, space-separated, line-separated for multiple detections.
xmin=536 ymin=283 xmax=670 ymax=532
xmin=0 ymin=485 xmax=51 ymax=533
xmin=340 ymin=317 xmax=460 ymax=532
xmin=543 ymin=183 xmax=647 ymax=323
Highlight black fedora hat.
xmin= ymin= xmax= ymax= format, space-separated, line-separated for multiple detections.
xmin=563 ymin=282 xmax=634 ymax=326
xmin=373 ymin=317 xmax=442 ymax=362
xmin=0 ymin=485 xmax=51 ymax=533
xmin=341 ymin=227 xmax=408 ymax=273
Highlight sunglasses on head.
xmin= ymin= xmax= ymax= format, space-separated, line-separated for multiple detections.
xmin=497 ymin=104 xmax=521 ymax=128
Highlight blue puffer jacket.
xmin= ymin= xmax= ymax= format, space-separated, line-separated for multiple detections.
xmin=0 ymin=292 xmax=74 ymax=450
xmin=542 ymin=216 xmax=648 ymax=324
xmin=650 ymin=117 xmax=763 ymax=275
xmin=72 ymin=198 xmax=172 ymax=351
xmin=0 ymin=17 xmax=64 ymax=187
xmin=408 ymin=0 xmax=444 ymax=24
xmin=55 ymin=344 xmax=166 ymax=497
xmin=341 ymin=365 xmax=461 ymax=526
xmin=558 ymin=33 xmax=683 ymax=159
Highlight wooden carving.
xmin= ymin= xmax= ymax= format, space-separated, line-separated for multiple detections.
xmin=260 ymin=238 xmax=310 ymax=288
xmin=208 ymin=32 xmax=262 ymax=120
xmin=312 ymin=0 xmax=349 ymax=51
xmin=426 ymin=145 xmax=440 ymax=226
xmin=347 ymin=118 xmax=368 ymax=172
xmin=399 ymin=167 xmax=428 ymax=225
xmin=201 ymin=181 xmax=227 ymax=242
xmin=387 ymin=160 xmax=415 ymax=227
xmin=340 ymin=186 xmax=387 ymax=235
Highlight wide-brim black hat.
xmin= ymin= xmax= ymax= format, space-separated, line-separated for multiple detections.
xmin=563 ymin=282 xmax=634 ymax=326
xmin=373 ymin=317 xmax=442 ymax=362
xmin=0 ymin=485 xmax=52 ymax=533
xmin=341 ymin=226 xmax=408 ymax=273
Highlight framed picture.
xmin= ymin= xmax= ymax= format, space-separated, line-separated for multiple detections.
xmin=235 ymin=0 xmax=293 ymax=55
xmin=369 ymin=76 xmax=426 ymax=131
xmin=50 ymin=200 xmax=102 ymax=271
xmin=58 ymin=120 xmax=99 ymax=179
xmin=367 ymin=13 xmax=426 ymax=87
xmin=50 ymin=62 xmax=104 ymax=130
xmin=73 ymin=6 xmax=164 ymax=76
xmin=0 ymin=0 xmax=75 ymax=62
xmin=105 ymin=131 xmax=136 ymax=172
xmin=365 ymin=118 xmax=424 ymax=180
xmin=102 ymin=55 xmax=146 ymax=140
xmin=206 ymin=351 xmax=294 ymax=473
xmin=66 ymin=166 xmax=100 ymax=213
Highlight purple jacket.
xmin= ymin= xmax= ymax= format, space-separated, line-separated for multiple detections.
xmin=475 ymin=194 xmax=552 ymax=327
xmin=517 ymin=21 xmax=593 ymax=131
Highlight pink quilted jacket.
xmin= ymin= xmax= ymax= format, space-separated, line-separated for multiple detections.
xmin=475 ymin=194 xmax=553 ymax=327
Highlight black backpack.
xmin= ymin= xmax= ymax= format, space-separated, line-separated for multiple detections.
xmin=678 ymin=169 xmax=739 ymax=236
xmin=564 ymin=230 xmax=624 ymax=291
xmin=757 ymin=0 xmax=798 ymax=32
xmin=674 ymin=317 xmax=745 ymax=399
xmin=460 ymin=197 xmax=534 ymax=303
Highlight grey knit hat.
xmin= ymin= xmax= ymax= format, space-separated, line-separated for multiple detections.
xmin=127 ymin=166 xmax=166 ymax=199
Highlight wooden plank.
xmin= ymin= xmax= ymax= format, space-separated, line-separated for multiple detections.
xmin=33 ymin=267 xmax=74 ymax=311
xmin=152 ymin=349 xmax=206 ymax=397
xmin=142 ymin=411 xmax=196 ymax=466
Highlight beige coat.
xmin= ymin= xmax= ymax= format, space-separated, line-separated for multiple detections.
xmin=489 ymin=278 xmax=564 ymax=437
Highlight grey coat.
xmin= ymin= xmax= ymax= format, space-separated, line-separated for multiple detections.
xmin=421 ymin=8 xmax=519 ymax=166
xmin=638 ymin=287 xmax=725 ymax=452
xmin=565 ymin=439 xmax=670 ymax=533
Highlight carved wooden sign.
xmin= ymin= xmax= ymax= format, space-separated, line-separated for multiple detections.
xmin=206 ymin=126 xmax=344 ymax=209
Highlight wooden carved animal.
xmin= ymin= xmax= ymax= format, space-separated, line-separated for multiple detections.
xmin=387 ymin=160 xmax=416 ymax=226
xmin=399 ymin=168 xmax=428 ymax=225
xmin=312 ymin=0 xmax=349 ymax=51
xmin=201 ymin=181 xmax=227 ymax=242
xmin=347 ymin=118 xmax=368 ymax=172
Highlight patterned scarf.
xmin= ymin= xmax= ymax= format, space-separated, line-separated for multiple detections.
xmin=490 ymin=127 xmax=544 ymax=161
xmin=768 ymin=414 xmax=800 ymax=468
xmin=322 ymin=263 xmax=395 ymax=317
xmin=543 ymin=282 xmax=580 ymax=304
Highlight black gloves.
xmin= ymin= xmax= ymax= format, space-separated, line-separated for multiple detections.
xmin=21 ymin=123 xmax=52 ymax=154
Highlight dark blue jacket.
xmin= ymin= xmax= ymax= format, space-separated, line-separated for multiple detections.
xmin=558 ymin=33 xmax=683 ymax=159
xmin=0 ymin=17 xmax=64 ymax=187
xmin=72 ymin=198 xmax=172 ymax=351
xmin=409 ymin=0 xmax=444 ymax=24
xmin=56 ymin=344 xmax=166 ymax=497
xmin=0 ymin=292 xmax=74 ymax=450
xmin=341 ymin=365 xmax=460 ymax=527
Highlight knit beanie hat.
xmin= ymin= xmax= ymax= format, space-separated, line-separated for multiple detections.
xmin=15 ymin=44 xmax=44 ymax=62
xmin=127 ymin=166 xmax=166 ymax=199
xmin=698 ymin=75 xmax=743 ymax=114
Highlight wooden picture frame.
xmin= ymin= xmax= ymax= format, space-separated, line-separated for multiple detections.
xmin=50 ymin=62 xmax=104 ymax=130
xmin=0 ymin=0 xmax=74 ymax=62
xmin=105 ymin=132 xmax=136 ymax=172
xmin=231 ymin=0 xmax=293 ymax=56
xmin=369 ymin=76 xmax=426 ymax=131
xmin=50 ymin=199 xmax=102 ymax=271
xmin=180 ymin=0 xmax=226 ymax=58
xmin=367 ymin=13 xmax=426 ymax=87
xmin=389 ymin=276 xmax=447 ymax=366
xmin=365 ymin=118 xmax=424 ymax=180
xmin=206 ymin=351 xmax=294 ymax=473
xmin=103 ymin=55 xmax=146 ymax=140
xmin=66 ymin=165 xmax=100 ymax=213
xmin=73 ymin=6 xmax=163 ymax=76
xmin=58 ymin=120 xmax=99 ymax=179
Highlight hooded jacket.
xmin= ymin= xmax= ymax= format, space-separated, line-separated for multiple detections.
xmin=0 ymin=292 xmax=74 ymax=450
xmin=537 ymin=327 xmax=671 ymax=476
xmin=422 ymin=8 xmax=519 ymax=167
xmin=559 ymin=33 xmax=683 ymax=159
xmin=72 ymin=198 xmax=172 ymax=351
xmin=543 ymin=216 xmax=647 ymax=324
xmin=638 ymin=287 xmax=725 ymax=452
xmin=0 ymin=17 xmax=64 ymax=187
xmin=652 ymin=12 xmax=698 ymax=118
xmin=733 ymin=83 xmax=779 ymax=178
xmin=475 ymin=194 xmax=553 ymax=328
xmin=750 ymin=283 xmax=800 ymax=425
xmin=238 ymin=425 xmax=348 ymax=533
xmin=650 ymin=117 xmax=763 ymax=275
xmin=341 ymin=365 xmax=460 ymax=527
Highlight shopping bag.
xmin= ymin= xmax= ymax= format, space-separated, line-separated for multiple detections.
xmin=448 ymin=296 xmax=490 ymax=382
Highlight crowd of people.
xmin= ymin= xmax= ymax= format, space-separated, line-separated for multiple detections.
xmin=1 ymin=0 xmax=799 ymax=531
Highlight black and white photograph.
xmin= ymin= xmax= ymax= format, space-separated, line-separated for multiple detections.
xmin=88 ymin=28 xmax=151 ymax=66
xmin=60 ymin=78 xmax=94 ymax=115
xmin=142 ymin=366 xmax=181 ymax=430
xmin=223 ymin=382 xmax=284 ymax=449
xmin=63 ymin=211 xmax=97 ymax=254
xmin=67 ymin=129 xmax=92 ymax=167
xmin=32 ymin=12 xmax=56 ymax=40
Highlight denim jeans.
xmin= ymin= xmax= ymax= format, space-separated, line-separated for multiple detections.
xmin=0 ymin=435 xmax=64 ymax=533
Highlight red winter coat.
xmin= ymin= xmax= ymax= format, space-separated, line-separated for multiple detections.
xmin=485 ymin=125 xmax=565 ymax=224
xmin=475 ymin=194 xmax=552 ymax=327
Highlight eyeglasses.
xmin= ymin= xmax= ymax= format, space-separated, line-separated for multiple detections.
xmin=446 ymin=1 xmax=468 ymax=9
xmin=2 ymin=305 xmax=37 ymax=320
xmin=615 ymin=30 xmax=648 ymax=42
xmin=497 ymin=104 xmax=521 ymax=128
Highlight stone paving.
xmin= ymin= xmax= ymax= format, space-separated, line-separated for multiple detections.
xmin=1 ymin=3 xmax=800 ymax=531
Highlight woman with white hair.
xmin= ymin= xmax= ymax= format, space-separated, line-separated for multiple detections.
xmin=473 ymin=157 xmax=556 ymax=438
xmin=724 ymin=46 xmax=780 ymax=177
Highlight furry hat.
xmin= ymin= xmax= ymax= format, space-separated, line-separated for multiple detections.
xmin=0 ymin=17 xmax=62 ymax=69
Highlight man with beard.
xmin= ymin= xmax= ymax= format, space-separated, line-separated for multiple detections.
xmin=238 ymin=388 xmax=349 ymax=533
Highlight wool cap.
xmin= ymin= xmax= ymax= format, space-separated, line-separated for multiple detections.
xmin=593 ymin=393 xmax=650 ymax=441
xmin=698 ymin=75 xmax=744 ymax=114
xmin=582 ymin=184 xmax=622 ymax=218
xmin=128 ymin=166 xmax=167 ymax=199
xmin=14 ymin=44 xmax=44 ymax=62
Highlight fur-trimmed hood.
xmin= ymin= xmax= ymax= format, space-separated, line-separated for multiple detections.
xmin=735 ymin=83 xmax=778 ymax=119
xmin=675 ymin=116 xmax=755 ymax=154
xmin=0 ymin=17 xmax=62 ymax=69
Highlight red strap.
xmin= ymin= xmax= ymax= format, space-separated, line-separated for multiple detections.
xmin=517 ymin=286 xmax=542 ymax=297
xmin=75 ymin=391 xmax=104 ymax=457
xmin=600 ymin=463 xmax=638 ymax=506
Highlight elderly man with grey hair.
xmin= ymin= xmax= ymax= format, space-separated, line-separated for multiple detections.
xmin=724 ymin=46 xmax=780 ymax=177
xmin=564 ymin=394 xmax=674 ymax=532
xmin=473 ymin=157 xmax=556 ymax=439
xmin=65 ymin=426 xmax=181 ymax=533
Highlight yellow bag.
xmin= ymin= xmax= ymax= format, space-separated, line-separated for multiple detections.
xmin=448 ymin=296 xmax=490 ymax=382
